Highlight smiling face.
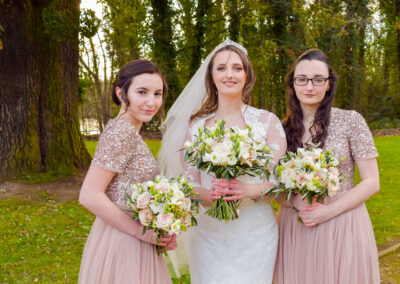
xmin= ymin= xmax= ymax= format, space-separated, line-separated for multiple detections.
xmin=293 ymin=59 xmax=330 ymax=109
xmin=212 ymin=50 xmax=246 ymax=99
xmin=116 ymin=73 xmax=163 ymax=129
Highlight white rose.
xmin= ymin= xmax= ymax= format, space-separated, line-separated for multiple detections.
xmin=171 ymin=190 xmax=185 ymax=205
xmin=155 ymin=213 xmax=174 ymax=230
xmin=138 ymin=208 xmax=153 ymax=226
xmin=213 ymin=143 xmax=230 ymax=161
xmin=155 ymin=181 xmax=170 ymax=192
xmin=136 ymin=192 xmax=151 ymax=209
xmin=302 ymin=156 xmax=314 ymax=166
xmin=282 ymin=169 xmax=296 ymax=188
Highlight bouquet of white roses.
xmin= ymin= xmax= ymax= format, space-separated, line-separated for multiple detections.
xmin=266 ymin=144 xmax=342 ymax=218
xmin=126 ymin=175 xmax=199 ymax=255
xmin=184 ymin=119 xmax=275 ymax=221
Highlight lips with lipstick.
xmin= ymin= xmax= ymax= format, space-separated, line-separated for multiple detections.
xmin=142 ymin=109 xmax=155 ymax=114
xmin=223 ymin=80 xmax=236 ymax=87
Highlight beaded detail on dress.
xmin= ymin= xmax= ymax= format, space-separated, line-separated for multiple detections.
xmin=92 ymin=117 xmax=159 ymax=209
xmin=324 ymin=108 xmax=378 ymax=192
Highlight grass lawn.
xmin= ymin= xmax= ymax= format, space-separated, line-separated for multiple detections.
xmin=0 ymin=137 xmax=399 ymax=283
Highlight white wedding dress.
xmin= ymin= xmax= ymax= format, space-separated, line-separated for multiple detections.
xmin=182 ymin=105 xmax=287 ymax=284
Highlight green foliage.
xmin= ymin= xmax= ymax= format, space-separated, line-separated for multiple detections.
xmin=79 ymin=8 xmax=100 ymax=39
xmin=368 ymin=118 xmax=400 ymax=130
xmin=42 ymin=1 xmax=79 ymax=41
xmin=84 ymin=0 xmax=400 ymax=123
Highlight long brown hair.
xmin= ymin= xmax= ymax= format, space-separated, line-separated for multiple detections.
xmin=191 ymin=45 xmax=255 ymax=120
xmin=283 ymin=49 xmax=338 ymax=152
xmin=111 ymin=59 xmax=168 ymax=119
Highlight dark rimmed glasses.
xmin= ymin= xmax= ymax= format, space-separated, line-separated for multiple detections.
xmin=293 ymin=77 xmax=329 ymax=86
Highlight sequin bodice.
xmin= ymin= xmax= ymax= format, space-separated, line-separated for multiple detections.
xmin=324 ymin=108 xmax=378 ymax=192
xmin=92 ymin=117 xmax=159 ymax=209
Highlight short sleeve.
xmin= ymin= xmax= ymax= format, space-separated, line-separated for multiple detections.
xmin=92 ymin=119 xmax=138 ymax=173
xmin=348 ymin=111 xmax=378 ymax=160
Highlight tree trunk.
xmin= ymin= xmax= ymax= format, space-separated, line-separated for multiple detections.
xmin=228 ymin=0 xmax=240 ymax=42
xmin=150 ymin=0 xmax=180 ymax=110
xmin=0 ymin=0 xmax=91 ymax=179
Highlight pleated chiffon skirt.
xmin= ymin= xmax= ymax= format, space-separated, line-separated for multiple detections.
xmin=79 ymin=217 xmax=172 ymax=284
xmin=274 ymin=198 xmax=380 ymax=284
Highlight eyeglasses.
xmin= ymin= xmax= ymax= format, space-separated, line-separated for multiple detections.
xmin=293 ymin=77 xmax=329 ymax=86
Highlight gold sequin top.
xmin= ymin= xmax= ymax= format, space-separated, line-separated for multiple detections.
xmin=325 ymin=108 xmax=378 ymax=192
xmin=92 ymin=116 xmax=159 ymax=209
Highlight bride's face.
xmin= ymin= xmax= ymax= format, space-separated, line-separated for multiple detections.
xmin=212 ymin=50 xmax=246 ymax=98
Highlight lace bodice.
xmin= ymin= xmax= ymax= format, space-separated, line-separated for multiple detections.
xmin=92 ymin=117 xmax=159 ymax=209
xmin=324 ymin=108 xmax=378 ymax=192
xmin=182 ymin=105 xmax=287 ymax=188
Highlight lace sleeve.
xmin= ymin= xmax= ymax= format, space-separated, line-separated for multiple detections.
xmin=181 ymin=122 xmax=201 ymax=187
xmin=267 ymin=114 xmax=287 ymax=164
xmin=92 ymin=119 xmax=138 ymax=173
xmin=348 ymin=111 xmax=378 ymax=160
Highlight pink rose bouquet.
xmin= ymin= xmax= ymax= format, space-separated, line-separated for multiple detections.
xmin=266 ymin=144 xmax=342 ymax=221
xmin=126 ymin=175 xmax=199 ymax=255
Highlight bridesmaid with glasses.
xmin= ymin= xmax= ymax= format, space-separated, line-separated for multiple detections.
xmin=274 ymin=49 xmax=380 ymax=284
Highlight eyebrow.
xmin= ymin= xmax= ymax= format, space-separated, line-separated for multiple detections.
xmin=216 ymin=62 xmax=243 ymax=66
xmin=295 ymin=74 xmax=327 ymax=77
xmin=136 ymin=87 xmax=163 ymax=92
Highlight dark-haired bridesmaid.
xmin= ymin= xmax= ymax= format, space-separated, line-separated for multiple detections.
xmin=78 ymin=60 xmax=176 ymax=284
xmin=274 ymin=49 xmax=380 ymax=284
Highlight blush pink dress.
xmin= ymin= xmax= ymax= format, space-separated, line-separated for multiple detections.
xmin=274 ymin=108 xmax=380 ymax=284
xmin=78 ymin=117 xmax=172 ymax=284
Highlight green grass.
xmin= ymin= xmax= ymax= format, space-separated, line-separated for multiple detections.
xmin=0 ymin=137 xmax=398 ymax=282
xmin=0 ymin=198 xmax=94 ymax=282
xmin=364 ymin=136 xmax=400 ymax=245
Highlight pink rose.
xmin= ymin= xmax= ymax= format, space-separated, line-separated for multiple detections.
xmin=136 ymin=192 xmax=151 ymax=209
xmin=155 ymin=213 xmax=174 ymax=230
xmin=328 ymin=182 xmax=340 ymax=196
xmin=180 ymin=198 xmax=191 ymax=211
xmin=328 ymin=167 xmax=339 ymax=177
xmin=181 ymin=214 xmax=192 ymax=227
xmin=138 ymin=208 xmax=153 ymax=226
xmin=155 ymin=181 xmax=170 ymax=192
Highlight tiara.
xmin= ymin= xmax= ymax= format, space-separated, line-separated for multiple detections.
xmin=212 ymin=39 xmax=248 ymax=55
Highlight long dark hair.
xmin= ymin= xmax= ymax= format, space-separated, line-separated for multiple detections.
xmin=283 ymin=49 xmax=338 ymax=152
xmin=111 ymin=59 xmax=168 ymax=119
xmin=191 ymin=44 xmax=255 ymax=120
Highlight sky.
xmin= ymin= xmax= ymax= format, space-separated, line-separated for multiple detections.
xmin=80 ymin=0 xmax=103 ymax=19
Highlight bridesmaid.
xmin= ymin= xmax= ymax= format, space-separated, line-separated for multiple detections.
xmin=274 ymin=49 xmax=380 ymax=284
xmin=79 ymin=60 xmax=177 ymax=284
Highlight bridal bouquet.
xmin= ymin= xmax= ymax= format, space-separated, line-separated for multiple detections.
xmin=126 ymin=175 xmax=199 ymax=255
xmin=184 ymin=119 xmax=275 ymax=222
xmin=266 ymin=145 xmax=342 ymax=220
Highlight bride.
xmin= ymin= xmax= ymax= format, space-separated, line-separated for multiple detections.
xmin=159 ymin=40 xmax=287 ymax=284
